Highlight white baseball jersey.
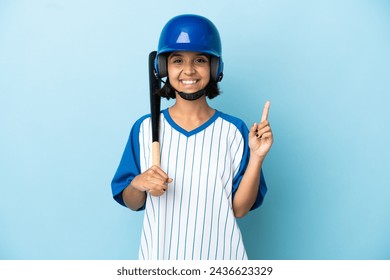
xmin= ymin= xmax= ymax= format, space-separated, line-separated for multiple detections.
xmin=112 ymin=109 xmax=267 ymax=260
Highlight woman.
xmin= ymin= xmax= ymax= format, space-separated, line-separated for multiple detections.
xmin=111 ymin=14 xmax=273 ymax=260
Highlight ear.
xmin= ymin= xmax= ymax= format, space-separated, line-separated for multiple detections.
xmin=211 ymin=56 xmax=223 ymax=82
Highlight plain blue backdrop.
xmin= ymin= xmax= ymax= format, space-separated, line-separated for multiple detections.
xmin=1 ymin=0 xmax=389 ymax=259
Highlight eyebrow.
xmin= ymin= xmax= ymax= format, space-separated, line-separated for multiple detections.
xmin=169 ymin=52 xmax=207 ymax=57
xmin=169 ymin=53 xmax=182 ymax=58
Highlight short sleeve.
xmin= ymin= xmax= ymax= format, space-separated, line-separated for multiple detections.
xmin=111 ymin=120 xmax=142 ymax=208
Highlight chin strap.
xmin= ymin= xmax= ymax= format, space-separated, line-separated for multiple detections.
xmin=177 ymin=89 xmax=206 ymax=101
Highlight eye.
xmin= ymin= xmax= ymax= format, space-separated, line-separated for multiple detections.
xmin=169 ymin=55 xmax=183 ymax=64
xmin=195 ymin=56 xmax=209 ymax=64
xmin=172 ymin=58 xmax=183 ymax=64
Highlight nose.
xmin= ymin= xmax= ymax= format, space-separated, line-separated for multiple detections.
xmin=182 ymin=61 xmax=195 ymax=75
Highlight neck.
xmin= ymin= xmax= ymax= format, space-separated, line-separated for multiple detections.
xmin=170 ymin=97 xmax=214 ymax=117
xmin=169 ymin=101 xmax=215 ymax=132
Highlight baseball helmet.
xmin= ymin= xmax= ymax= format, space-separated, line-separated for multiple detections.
xmin=154 ymin=14 xmax=224 ymax=82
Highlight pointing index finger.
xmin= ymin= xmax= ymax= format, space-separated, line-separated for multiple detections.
xmin=261 ymin=100 xmax=271 ymax=122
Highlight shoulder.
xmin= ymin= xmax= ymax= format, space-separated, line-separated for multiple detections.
xmin=134 ymin=113 xmax=151 ymax=126
xmin=129 ymin=113 xmax=152 ymax=132
xmin=134 ymin=108 xmax=166 ymax=127
xmin=124 ymin=114 xmax=152 ymax=142
xmin=216 ymin=111 xmax=248 ymax=133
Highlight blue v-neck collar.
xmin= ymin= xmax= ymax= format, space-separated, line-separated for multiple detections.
xmin=162 ymin=108 xmax=220 ymax=137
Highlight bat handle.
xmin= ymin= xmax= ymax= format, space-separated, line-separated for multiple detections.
xmin=152 ymin=141 xmax=160 ymax=167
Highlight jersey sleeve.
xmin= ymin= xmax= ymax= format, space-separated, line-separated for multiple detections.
xmin=231 ymin=121 xmax=268 ymax=211
xmin=111 ymin=119 xmax=143 ymax=209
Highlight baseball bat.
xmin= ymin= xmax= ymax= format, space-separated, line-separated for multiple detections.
xmin=148 ymin=51 xmax=161 ymax=167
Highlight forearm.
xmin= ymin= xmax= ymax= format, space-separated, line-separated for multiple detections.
xmin=122 ymin=180 xmax=147 ymax=211
xmin=122 ymin=166 xmax=172 ymax=211
xmin=232 ymin=154 xmax=264 ymax=218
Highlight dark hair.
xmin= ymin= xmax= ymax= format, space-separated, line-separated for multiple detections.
xmin=156 ymin=79 xmax=221 ymax=100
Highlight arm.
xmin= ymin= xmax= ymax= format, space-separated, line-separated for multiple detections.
xmin=111 ymin=117 xmax=171 ymax=210
xmin=122 ymin=166 xmax=172 ymax=211
xmin=232 ymin=154 xmax=264 ymax=218
xmin=122 ymin=183 xmax=147 ymax=211
xmin=233 ymin=101 xmax=273 ymax=218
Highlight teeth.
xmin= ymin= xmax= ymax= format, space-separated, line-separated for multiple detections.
xmin=181 ymin=80 xmax=197 ymax=85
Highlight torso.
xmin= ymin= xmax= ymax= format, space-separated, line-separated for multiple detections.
xmin=136 ymin=109 xmax=249 ymax=260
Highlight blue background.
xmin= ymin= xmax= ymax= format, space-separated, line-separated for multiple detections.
xmin=1 ymin=0 xmax=389 ymax=260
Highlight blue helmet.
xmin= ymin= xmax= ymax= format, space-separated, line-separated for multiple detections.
xmin=155 ymin=14 xmax=224 ymax=82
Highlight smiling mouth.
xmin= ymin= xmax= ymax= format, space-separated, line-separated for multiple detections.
xmin=181 ymin=80 xmax=198 ymax=85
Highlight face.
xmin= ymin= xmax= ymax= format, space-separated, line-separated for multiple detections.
xmin=167 ymin=51 xmax=211 ymax=94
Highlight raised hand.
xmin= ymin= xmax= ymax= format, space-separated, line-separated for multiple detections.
xmin=248 ymin=101 xmax=274 ymax=159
